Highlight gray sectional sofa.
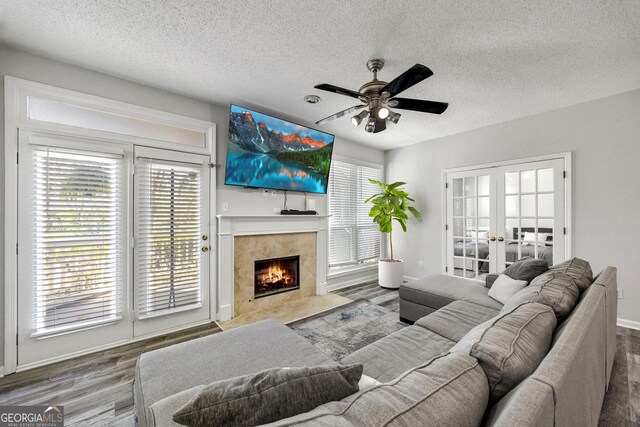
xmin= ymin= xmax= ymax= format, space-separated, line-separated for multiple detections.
xmin=135 ymin=259 xmax=617 ymax=426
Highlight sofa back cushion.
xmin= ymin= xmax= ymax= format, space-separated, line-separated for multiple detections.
xmin=501 ymin=271 xmax=579 ymax=319
xmin=503 ymin=257 xmax=549 ymax=283
xmin=264 ymin=353 xmax=489 ymax=427
xmin=451 ymin=303 xmax=557 ymax=403
xmin=548 ymin=257 xmax=593 ymax=292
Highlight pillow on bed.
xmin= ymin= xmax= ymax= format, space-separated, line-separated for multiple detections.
xmin=488 ymin=274 xmax=528 ymax=304
xmin=521 ymin=232 xmax=550 ymax=246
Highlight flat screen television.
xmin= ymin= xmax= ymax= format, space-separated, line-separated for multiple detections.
xmin=223 ymin=104 xmax=335 ymax=194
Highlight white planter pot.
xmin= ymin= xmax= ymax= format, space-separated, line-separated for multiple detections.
xmin=378 ymin=259 xmax=404 ymax=289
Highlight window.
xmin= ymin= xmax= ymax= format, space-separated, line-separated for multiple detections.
xmin=30 ymin=145 xmax=126 ymax=336
xmin=28 ymin=96 xmax=206 ymax=146
xmin=136 ymin=157 xmax=203 ymax=318
xmin=328 ymin=160 xmax=382 ymax=269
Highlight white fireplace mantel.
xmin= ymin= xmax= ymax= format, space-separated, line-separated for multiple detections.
xmin=216 ymin=215 xmax=329 ymax=320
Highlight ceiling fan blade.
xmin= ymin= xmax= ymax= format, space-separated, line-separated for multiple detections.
xmin=373 ymin=118 xmax=386 ymax=133
xmin=314 ymin=83 xmax=364 ymax=99
xmin=381 ymin=64 xmax=433 ymax=97
xmin=315 ymin=104 xmax=366 ymax=125
xmin=391 ymin=98 xmax=448 ymax=114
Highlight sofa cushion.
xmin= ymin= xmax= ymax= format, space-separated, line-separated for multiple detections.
xmin=484 ymin=378 xmax=555 ymax=427
xmin=149 ymin=386 xmax=205 ymax=427
xmin=135 ymin=319 xmax=336 ymax=427
xmin=488 ymin=274 xmax=528 ymax=304
xmin=501 ymin=271 xmax=580 ymax=318
xmin=264 ymin=353 xmax=489 ymax=427
xmin=400 ymin=274 xmax=503 ymax=312
xmin=451 ymin=302 xmax=557 ymax=403
xmin=415 ymin=300 xmax=500 ymax=342
xmin=172 ymin=365 xmax=362 ymax=427
xmin=340 ymin=326 xmax=455 ymax=382
xmin=503 ymin=257 xmax=549 ymax=283
xmin=548 ymin=257 xmax=593 ymax=292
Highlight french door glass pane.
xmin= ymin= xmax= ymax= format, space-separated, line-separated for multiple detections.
xmin=137 ymin=158 xmax=203 ymax=317
xmin=505 ymin=172 xmax=519 ymax=194
xmin=503 ymin=167 xmax=556 ymax=266
xmin=31 ymin=147 xmax=125 ymax=336
xmin=452 ymin=173 xmax=490 ymax=280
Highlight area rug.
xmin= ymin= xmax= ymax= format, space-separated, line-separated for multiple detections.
xmin=288 ymin=300 xmax=407 ymax=360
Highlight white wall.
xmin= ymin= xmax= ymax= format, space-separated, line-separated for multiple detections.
xmin=386 ymin=88 xmax=640 ymax=324
xmin=0 ymin=45 xmax=384 ymax=369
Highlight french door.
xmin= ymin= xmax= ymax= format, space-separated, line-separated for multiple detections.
xmin=133 ymin=147 xmax=211 ymax=337
xmin=17 ymin=131 xmax=211 ymax=368
xmin=445 ymin=158 xmax=566 ymax=280
xmin=17 ymin=132 xmax=132 ymax=366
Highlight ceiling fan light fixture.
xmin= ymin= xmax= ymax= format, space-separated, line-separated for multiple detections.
xmin=351 ymin=110 xmax=368 ymax=127
xmin=388 ymin=111 xmax=401 ymax=124
xmin=364 ymin=116 xmax=376 ymax=133
xmin=378 ymin=107 xmax=389 ymax=119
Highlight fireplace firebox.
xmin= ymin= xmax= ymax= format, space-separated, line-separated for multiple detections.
xmin=254 ymin=255 xmax=300 ymax=299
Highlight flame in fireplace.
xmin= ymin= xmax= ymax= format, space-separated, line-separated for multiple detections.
xmin=267 ymin=262 xmax=287 ymax=283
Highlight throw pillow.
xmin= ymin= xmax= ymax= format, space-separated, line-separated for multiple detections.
xmin=451 ymin=302 xmax=557 ymax=403
xmin=548 ymin=257 xmax=593 ymax=292
xmin=501 ymin=271 xmax=580 ymax=319
xmin=358 ymin=374 xmax=382 ymax=390
xmin=172 ymin=364 xmax=362 ymax=427
xmin=488 ymin=274 xmax=528 ymax=304
xmin=503 ymin=257 xmax=549 ymax=283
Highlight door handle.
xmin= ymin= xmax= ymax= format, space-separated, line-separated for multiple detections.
xmin=498 ymin=236 xmax=505 ymax=242
xmin=202 ymin=234 xmax=208 ymax=241
xmin=202 ymin=246 xmax=210 ymax=252
xmin=490 ymin=236 xmax=496 ymax=241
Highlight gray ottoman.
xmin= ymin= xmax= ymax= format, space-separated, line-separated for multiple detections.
xmin=134 ymin=319 xmax=336 ymax=427
xmin=399 ymin=274 xmax=503 ymax=323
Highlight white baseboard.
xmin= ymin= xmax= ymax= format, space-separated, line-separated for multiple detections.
xmin=617 ymin=318 xmax=640 ymax=330
xmin=327 ymin=274 xmax=377 ymax=292
xmin=0 ymin=366 xmax=3 ymax=378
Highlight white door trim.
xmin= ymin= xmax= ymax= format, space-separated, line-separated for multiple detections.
xmin=4 ymin=77 xmax=216 ymax=375
xmin=442 ymin=152 xmax=573 ymax=276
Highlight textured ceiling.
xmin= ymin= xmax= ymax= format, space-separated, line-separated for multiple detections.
xmin=1 ymin=0 xmax=639 ymax=150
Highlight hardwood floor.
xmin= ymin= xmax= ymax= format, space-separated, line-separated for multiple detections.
xmin=0 ymin=323 xmax=222 ymax=426
xmin=0 ymin=281 xmax=638 ymax=426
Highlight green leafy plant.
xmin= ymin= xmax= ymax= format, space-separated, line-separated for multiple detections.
xmin=365 ymin=180 xmax=422 ymax=261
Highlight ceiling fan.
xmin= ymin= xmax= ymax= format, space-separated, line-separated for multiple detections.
xmin=314 ymin=59 xmax=448 ymax=134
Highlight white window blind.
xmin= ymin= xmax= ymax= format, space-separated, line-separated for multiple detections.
xmin=329 ymin=160 xmax=382 ymax=269
xmin=31 ymin=146 xmax=125 ymax=336
xmin=136 ymin=158 xmax=203 ymax=318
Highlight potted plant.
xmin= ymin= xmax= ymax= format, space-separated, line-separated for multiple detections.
xmin=365 ymin=180 xmax=422 ymax=289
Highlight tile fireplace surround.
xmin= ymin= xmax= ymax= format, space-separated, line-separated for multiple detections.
xmin=216 ymin=215 xmax=329 ymax=321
